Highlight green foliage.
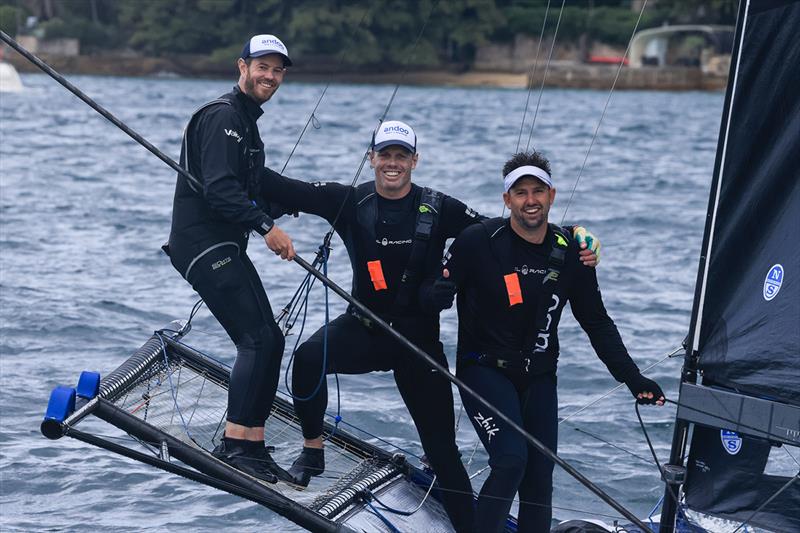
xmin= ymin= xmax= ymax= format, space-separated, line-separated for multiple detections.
xmin=37 ymin=15 xmax=122 ymax=49
xmin=0 ymin=5 xmax=20 ymax=34
xmin=6 ymin=0 xmax=737 ymax=66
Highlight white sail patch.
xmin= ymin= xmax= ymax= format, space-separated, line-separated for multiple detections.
xmin=763 ymin=264 xmax=783 ymax=301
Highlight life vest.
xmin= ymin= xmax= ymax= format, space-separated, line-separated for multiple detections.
xmin=354 ymin=182 xmax=443 ymax=308
xmin=479 ymin=217 xmax=570 ymax=357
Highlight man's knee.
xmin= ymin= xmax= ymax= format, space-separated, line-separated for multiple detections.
xmin=237 ymin=323 xmax=280 ymax=362
xmin=490 ymin=452 xmax=527 ymax=485
xmin=293 ymin=338 xmax=324 ymax=369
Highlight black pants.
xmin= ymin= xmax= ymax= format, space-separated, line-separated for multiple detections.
xmin=292 ymin=313 xmax=475 ymax=533
xmin=459 ymin=365 xmax=558 ymax=533
xmin=170 ymin=241 xmax=284 ymax=427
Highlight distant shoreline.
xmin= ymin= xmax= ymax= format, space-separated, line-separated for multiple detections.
xmin=5 ymin=51 xmax=727 ymax=91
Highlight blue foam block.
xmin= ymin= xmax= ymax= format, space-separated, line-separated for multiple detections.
xmin=44 ymin=386 xmax=76 ymax=423
xmin=76 ymin=371 xmax=101 ymax=399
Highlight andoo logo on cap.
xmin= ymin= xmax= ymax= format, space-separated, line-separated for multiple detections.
xmin=260 ymin=38 xmax=285 ymax=51
xmin=720 ymin=430 xmax=742 ymax=455
xmin=763 ymin=264 xmax=783 ymax=301
xmin=384 ymin=125 xmax=410 ymax=136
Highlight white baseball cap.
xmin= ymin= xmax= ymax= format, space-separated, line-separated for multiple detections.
xmin=241 ymin=34 xmax=292 ymax=66
xmin=372 ymin=120 xmax=417 ymax=153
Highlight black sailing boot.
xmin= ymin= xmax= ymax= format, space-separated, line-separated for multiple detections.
xmin=212 ymin=437 xmax=295 ymax=485
xmin=287 ymin=447 xmax=325 ymax=488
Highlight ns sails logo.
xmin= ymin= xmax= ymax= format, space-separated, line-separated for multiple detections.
xmin=720 ymin=430 xmax=742 ymax=455
xmin=763 ymin=264 xmax=784 ymax=301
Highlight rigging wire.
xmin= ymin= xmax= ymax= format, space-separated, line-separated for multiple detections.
xmin=279 ymin=6 xmax=373 ymax=175
xmin=572 ymin=427 xmax=653 ymax=465
xmin=526 ymin=0 xmax=568 ymax=151
xmin=559 ymin=0 xmax=650 ymax=225
xmin=515 ymin=0 xmax=555 ymax=153
xmin=559 ymin=345 xmax=681 ymax=425
xmin=730 ymin=473 xmax=800 ymax=533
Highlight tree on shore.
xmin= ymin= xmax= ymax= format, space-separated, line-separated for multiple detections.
xmin=0 ymin=0 xmax=737 ymax=66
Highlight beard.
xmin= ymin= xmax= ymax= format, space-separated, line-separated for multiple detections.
xmin=242 ymin=72 xmax=275 ymax=104
xmin=513 ymin=206 xmax=547 ymax=230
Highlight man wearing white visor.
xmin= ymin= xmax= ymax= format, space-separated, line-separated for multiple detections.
xmin=167 ymin=34 xmax=296 ymax=484
xmin=441 ymin=150 xmax=664 ymax=532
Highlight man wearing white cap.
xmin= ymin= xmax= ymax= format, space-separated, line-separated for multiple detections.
xmin=258 ymin=123 xmax=600 ymax=531
xmin=166 ymin=34 xmax=296 ymax=484
xmin=441 ymin=150 xmax=664 ymax=532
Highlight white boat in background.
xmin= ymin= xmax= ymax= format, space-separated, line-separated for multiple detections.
xmin=1 ymin=47 xmax=24 ymax=92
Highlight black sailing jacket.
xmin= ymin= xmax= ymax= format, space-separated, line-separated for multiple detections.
xmin=169 ymin=86 xmax=275 ymax=267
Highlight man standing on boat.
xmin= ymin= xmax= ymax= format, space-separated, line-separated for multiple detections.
xmin=259 ymin=121 xmax=599 ymax=532
xmin=166 ymin=35 xmax=296 ymax=484
xmin=440 ymin=150 xmax=664 ymax=532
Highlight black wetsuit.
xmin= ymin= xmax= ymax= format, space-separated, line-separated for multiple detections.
xmin=167 ymin=86 xmax=284 ymax=428
xmin=261 ymin=170 xmax=480 ymax=533
xmin=444 ymin=218 xmax=641 ymax=533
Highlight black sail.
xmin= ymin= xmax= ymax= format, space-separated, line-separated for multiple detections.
xmin=669 ymin=1 xmax=800 ymax=532
xmin=691 ymin=0 xmax=800 ymax=406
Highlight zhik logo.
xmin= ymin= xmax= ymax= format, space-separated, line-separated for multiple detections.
xmin=473 ymin=412 xmax=499 ymax=442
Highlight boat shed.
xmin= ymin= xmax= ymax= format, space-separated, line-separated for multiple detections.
xmin=629 ymin=25 xmax=734 ymax=74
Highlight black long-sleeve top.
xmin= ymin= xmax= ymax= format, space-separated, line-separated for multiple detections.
xmin=444 ymin=218 xmax=640 ymax=381
xmin=260 ymin=170 xmax=480 ymax=321
xmin=169 ymin=86 xmax=274 ymax=254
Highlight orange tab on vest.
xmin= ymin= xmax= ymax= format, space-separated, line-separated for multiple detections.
xmin=504 ymin=273 xmax=523 ymax=306
xmin=367 ymin=260 xmax=388 ymax=291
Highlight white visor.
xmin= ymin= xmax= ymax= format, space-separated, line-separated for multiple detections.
xmin=503 ymin=165 xmax=552 ymax=192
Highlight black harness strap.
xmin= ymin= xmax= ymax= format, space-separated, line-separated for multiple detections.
xmin=355 ymin=184 xmax=443 ymax=309
xmin=395 ymin=187 xmax=443 ymax=307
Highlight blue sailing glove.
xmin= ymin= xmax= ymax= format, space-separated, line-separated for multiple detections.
xmin=572 ymin=226 xmax=601 ymax=267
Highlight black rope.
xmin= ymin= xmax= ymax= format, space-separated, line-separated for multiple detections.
xmin=634 ymin=401 xmax=682 ymax=510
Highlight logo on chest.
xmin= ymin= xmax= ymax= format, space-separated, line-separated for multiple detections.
xmin=376 ymin=237 xmax=413 ymax=246
xmin=514 ymin=264 xmax=546 ymax=276
xmin=224 ymin=128 xmax=243 ymax=143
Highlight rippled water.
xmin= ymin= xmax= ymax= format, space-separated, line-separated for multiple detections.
xmin=0 ymin=73 xmax=724 ymax=531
